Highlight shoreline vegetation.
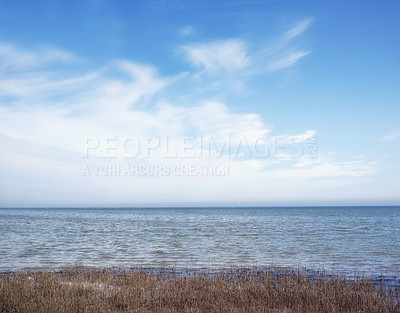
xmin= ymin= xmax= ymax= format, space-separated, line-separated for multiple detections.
xmin=0 ymin=266 xmax=399 ymax=312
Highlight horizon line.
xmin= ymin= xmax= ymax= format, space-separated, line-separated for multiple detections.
xmin=1 ymin=204 xmax=399 ymax=209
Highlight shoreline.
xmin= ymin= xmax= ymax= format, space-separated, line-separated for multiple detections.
xmin=1 ymin=265 xmax=399 ymax=312
xmin=1 ymin=265 xmax=399 ymax=287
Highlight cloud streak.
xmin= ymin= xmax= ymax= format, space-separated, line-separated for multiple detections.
xmin=267 ymin=51 xmax=310 ymax=71
xmin=182 ymin=39 xmax=249 ymax=75
xmin=0 ymin=43 xmax=78 ymax=70
xmin=179 ymin=17 xmax=313 ymax=90
xmin=283 ymin=18 xmax=313 ymax=41
xmin=382 ymin=131 xmax=400 ymax=141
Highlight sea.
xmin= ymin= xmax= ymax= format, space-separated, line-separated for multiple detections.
xmin=0 ymin=206 xmax=399 ymax=277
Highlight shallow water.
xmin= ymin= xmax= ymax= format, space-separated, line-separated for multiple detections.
xmin=0 ymin=207 xmax=399 ymax=276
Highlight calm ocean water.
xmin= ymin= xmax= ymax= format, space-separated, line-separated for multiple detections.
xmin=0 ymin=207 xmax=399 ymax=276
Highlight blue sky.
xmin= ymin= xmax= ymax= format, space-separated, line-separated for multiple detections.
xmin=0 ymin=0 xmax=399 ymax=207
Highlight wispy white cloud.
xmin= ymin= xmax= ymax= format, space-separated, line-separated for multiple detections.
xmin=182 ymin=39 xmax=249 ymax=75
xmin=0 ymin=43 xmax=90 ymax=102
xmin=179 ymin=17 xmax=312 ymax=89
xmin=263 ymin=18 xmax=312 ymax=72
xmin=267 ymin=51 xmax=310 ymax=71
xmin=283 ymin=18 xmax=313 ymax=41
xmin=382 ymin=131 xmax=400 ymax=141
xmin=179 ymin=25 xmax=194 ymax=37
xmin=274 ymin=157 xmax=376 ymax=179
xmin=289 ymin=130 xmax=316 ymax=143
xmin=0 ymin=43 xmax=78 ymax=70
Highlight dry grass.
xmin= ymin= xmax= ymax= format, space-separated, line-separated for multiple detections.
xmin=0 ymin=267 xmax=399 ymax=312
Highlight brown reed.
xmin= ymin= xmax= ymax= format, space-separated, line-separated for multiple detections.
xmin=0 ymin=267 xmax=398 ymax=312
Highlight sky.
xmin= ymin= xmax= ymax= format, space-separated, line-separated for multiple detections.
xmin=0 ymin=0 xmax=399 ymax=207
